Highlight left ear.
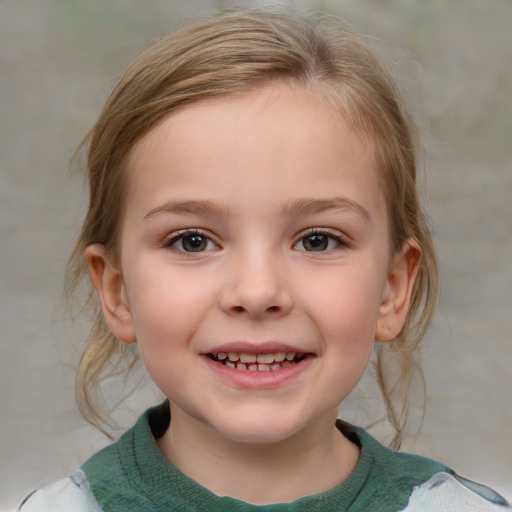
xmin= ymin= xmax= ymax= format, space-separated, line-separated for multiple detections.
xmin=376 ymin=239 xmax=421 ymax=342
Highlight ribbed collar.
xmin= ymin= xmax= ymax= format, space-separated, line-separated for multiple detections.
xmin=111 ymin=403 xmax=375 ymax=511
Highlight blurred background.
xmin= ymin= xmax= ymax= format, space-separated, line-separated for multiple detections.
xmin=1 ymin=0 xmax=511 ymax=508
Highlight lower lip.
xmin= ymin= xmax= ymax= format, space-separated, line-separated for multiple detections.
xmin=201 ymin=355 xmax=313 ymax=389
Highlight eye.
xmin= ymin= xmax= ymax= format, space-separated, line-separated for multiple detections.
xmin=294 ymin=231 xmax=345 ymax=252
xmin=166 ymin=230 xmax=218 ymax=253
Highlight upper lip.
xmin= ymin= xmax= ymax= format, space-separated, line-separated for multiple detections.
xmin=202 ymin=341 xmax=311 ymax=355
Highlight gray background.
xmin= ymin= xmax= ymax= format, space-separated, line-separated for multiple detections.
xmin=1 ymin=0 xmax=511 ymax=508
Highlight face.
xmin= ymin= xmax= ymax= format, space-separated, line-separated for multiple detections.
xmin=88 ymin=83 xmax=418 ymax=445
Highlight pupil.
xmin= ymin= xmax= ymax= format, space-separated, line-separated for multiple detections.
xmin=183 ymin=235 xmax=206 ymax=252
xmin=305 ymin=234 xmax=327 ymax=251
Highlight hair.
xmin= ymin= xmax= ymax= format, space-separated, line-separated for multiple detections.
xmin=66 ymin=9 xmax=437 ymax=448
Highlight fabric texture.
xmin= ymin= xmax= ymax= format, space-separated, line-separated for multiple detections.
xmin=16 ymin=470 xmax=101 ymax=512
xmin=18 ymin=403 xmax=511 ymax=511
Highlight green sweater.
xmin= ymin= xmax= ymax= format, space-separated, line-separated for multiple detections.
xmin=19 ymin=403 xmax=510 ymax=511
xmin=83 ymin=403 xmax=442 ymax=511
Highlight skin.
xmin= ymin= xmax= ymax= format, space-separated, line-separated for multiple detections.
xmin=86 ymin=83 xmax=420 ymax=504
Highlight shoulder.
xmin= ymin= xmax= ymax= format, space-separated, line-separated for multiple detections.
xmin=342 ymin=422 xmax=510 ymax=511
xmin=400 ymin=471 xmax=511 ymax=511
xmin=17 ymin=470 xmax=103 ymax=512
xmin=348 ymin=422 xmax=452 ymax=489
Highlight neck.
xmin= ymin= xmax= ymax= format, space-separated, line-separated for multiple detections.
xmin=156 ymin=405 xmax=360 ymax=505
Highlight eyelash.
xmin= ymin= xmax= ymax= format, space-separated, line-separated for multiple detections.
xmin=294 ymin=229 xmax=349 ymax=253
xmin=162 ymin=228 xmax=349 ymax=254
xmin=162 ymin=229 xmax=218 ymax=254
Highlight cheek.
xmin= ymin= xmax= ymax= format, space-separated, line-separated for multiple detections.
xmin=127 ymin=277 xmax=207 ymax=394
xmin=126 ymin=266 xmax=213 ymax=350
xmin=300 ymin=269 xmax=384 ymax=342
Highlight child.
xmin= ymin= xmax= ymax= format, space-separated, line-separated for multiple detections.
xmin=18 ymin=9 xmax=510 ymax=512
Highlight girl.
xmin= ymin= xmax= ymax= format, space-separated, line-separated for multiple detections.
xmin=18 ymin=9 xmax=510 ymax=512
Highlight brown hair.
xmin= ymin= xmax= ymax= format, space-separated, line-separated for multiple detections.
xmin=66 ymin=9 xmax=437 ymax=448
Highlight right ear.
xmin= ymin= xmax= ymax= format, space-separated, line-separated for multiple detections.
xmin=85 ymin=244 xmax=137 ymax=344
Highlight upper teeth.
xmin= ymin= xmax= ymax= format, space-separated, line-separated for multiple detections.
xmin=217 ymin=352 xmax=296 ymax=364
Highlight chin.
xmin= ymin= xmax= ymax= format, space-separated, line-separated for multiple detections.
xmin=210 ymin=412 xmax=308 ymax=446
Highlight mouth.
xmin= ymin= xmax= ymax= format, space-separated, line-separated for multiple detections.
xmin=208 ymin=351 xmax=308 ymax=371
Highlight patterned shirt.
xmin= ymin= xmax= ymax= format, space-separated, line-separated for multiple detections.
xmin=18 ymin=404 xmax=511 ymax=511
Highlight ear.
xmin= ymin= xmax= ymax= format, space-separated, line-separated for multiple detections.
xmin=375 ymin=239 xmax=421 ymax=342
xmin=85 ymin=244 xmax=137 ymax=344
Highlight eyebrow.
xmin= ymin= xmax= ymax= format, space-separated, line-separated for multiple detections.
xmin=144 ymin=197 xmax=371 ymax=223
xmin=281 ymin=197 xmax=372 ymax=224
xmin=144 ymin=199 xmax=234 ymax=220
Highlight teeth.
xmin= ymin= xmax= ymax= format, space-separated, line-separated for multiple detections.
xmin=274 ymin=352 xmax=286 ymax=362
xmin=240 ymin=353 xmax=257 ymax=363
xmin=213 ymin=350 xmax=304 ymax=371
xmin=256 ymin=353 xmax=274 ymax=364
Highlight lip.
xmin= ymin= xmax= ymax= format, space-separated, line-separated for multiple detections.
xmin=203 ymin=341 xmax=309 ymax=355
xmin=201 ymin=352 xmax=314 ymax=389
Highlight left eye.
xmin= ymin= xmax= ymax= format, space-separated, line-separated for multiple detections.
xmin=294 ymin=232 xmax=343 ymax=252
xmin=168 ymin=232 xmax=218 ymax=253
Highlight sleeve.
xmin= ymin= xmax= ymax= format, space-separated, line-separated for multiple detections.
xmin=400 ymin=472 xmax=511 ymax=512
xmin=17 ymin=470 xmax=103 ymax=512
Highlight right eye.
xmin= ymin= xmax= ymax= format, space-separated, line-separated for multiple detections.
xmin=165 ymin=230 xmax=218 ymax=253
xmin=293 ymin=229 xmax=347 ymax=253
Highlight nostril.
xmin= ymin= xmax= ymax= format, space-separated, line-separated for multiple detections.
xmin=230 ymin=304 xmax=280 ymax=314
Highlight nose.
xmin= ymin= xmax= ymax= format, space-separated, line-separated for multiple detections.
xmin=219 ymin=249 xmax=293 ymax=319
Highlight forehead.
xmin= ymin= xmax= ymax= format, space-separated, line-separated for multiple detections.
xmin=123 ymin=83 xmax=385 ymax=222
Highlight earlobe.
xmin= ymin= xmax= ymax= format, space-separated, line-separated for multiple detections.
xmin=85 ymin=244 xmax=137 ymax=344
xmin=376 ymin=239 xmax=421 ymax=342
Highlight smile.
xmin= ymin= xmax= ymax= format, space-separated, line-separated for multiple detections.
xmin=209 ymin=351 xmax=307 ymax=371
